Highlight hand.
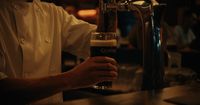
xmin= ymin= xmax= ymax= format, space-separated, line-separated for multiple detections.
xmin=66 ymin=56 xmax=118 ymax=89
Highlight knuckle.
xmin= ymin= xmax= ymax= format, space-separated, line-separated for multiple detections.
xmin=111 ymin=71 xmax=118 ymax=77
xmin=104 ymin=56 xmax=108 ymax=59
xmin=114 ymin=66 xmax=118 ymax=71
xmin=109 ymin=71 xmax=118 ymax=77
xmin=106 ymin=63 xmax=110 ymax=67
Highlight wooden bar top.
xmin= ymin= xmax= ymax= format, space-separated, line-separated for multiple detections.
xmin=51 ymin=85 xmax=200 ymax=105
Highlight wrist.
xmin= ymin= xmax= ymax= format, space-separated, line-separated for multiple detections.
xmin=57 ymin=71 xmax=78 ymax=91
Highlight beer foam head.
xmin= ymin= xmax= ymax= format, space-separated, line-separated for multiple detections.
xmin=90 ymin=40 xmax=117 ymax=46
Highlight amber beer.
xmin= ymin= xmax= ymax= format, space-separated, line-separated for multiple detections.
xmin=90 ymin=32 xmax=117 ymax=89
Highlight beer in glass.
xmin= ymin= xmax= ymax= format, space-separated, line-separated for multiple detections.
xmin=90 ymin=32 xmax=117 ymax=89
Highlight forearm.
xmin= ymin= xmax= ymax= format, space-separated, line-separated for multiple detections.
xmin=0 ymin=56 xmax=118 ymax=104
xmin=0 ymin=73 xmax=73 ymax=105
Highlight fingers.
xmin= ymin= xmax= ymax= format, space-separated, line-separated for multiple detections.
xmin=83 ymin=56 xmax=118 ymax=83
xmin=88 ymin=56 xmax=118 ymax=74
xmin=93 ymin=63 xmax=118 ymax=72
xmin=93 ymin=70 xmax=118 ymax=82
xmin=90 ymin=56 xmax=117 ymax=66
xmin=97 ymin=70 xmax=118 ymax=78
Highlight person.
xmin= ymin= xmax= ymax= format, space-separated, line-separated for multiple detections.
xmin=0 ymin=0 xmax=118 ymax=105
xmin=190 ymin=0 xmax=200 ymax=51
xmin=174 ymin=8 xmax=197 ymax=51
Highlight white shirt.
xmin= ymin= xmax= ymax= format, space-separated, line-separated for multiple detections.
xmin=0 ymin=0 xmax=96 ymax=104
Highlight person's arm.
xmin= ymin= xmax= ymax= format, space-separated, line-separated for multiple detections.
xmin=0 ymin=74 xmax=69 ymax=105
xmin=0 ymin=56 xmax=117 ymax=105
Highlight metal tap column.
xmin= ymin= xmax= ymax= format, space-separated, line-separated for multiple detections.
xmin=97 ymin=0 xmax=117 ymax=32
xmin=141 ymin=3 xmax=165 ymax=90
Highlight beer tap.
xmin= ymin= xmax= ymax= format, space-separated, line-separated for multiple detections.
xmin=97 ymin=0 xmax=166 ymax=90
xmin=140 ymin=0 xmax=166 ymax=90
xmin=97 ymin=0 xmax=117 ymax=32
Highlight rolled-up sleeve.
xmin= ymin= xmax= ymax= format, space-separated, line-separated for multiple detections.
xmin=60 ymin=8 xmax=97 ymax=59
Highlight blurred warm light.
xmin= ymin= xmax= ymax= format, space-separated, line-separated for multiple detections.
xmin=77 ymin=9 xmax=97 ymax=18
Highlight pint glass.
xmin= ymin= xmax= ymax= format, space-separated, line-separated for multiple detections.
xmin=90 ymin=32 xmax=117 ymax=89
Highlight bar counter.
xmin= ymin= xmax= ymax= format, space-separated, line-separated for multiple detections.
xmin=50 ymin=85 xmax=200 ymax=105
xmin=59 ymin=49 xmax=200 ymax=105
